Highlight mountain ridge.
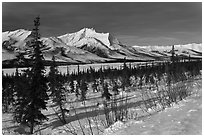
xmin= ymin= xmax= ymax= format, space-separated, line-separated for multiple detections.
xmin=2 ymin=28 xmax=202 ymax=67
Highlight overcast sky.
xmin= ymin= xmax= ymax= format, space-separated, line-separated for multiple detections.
xmin=2 ymin=2 xmax=202 ymax=46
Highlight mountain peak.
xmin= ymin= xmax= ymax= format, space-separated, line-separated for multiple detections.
xmin=81 ymin=27 xmax=96 ymax=32
xmin=78 ymin=27 xmax=108 ymax=37
xmin=58 ymin=28 xmax=112 ymax=47
xmin=2 ymin=29 xmax=32 ymax=42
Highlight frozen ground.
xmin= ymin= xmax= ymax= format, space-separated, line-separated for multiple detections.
xmin=104 ymin=78 xmax=202 ymax=135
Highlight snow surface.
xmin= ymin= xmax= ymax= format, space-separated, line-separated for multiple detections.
xmin=104 ymin=78 xmax=202 ymax=135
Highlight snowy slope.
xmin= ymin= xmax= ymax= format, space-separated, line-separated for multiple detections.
xmin=2 ymin=28 xmax=147 ymax=63
xmin=2 ymin=28 xmax=112 ymax=63
xmin=57 ymin=28 xmax=141 ymax=60
xmin=58 ymin=28 xmax=111 ymax=48
xmin=41 ymin=36 xmax=110 ymax=63
xmin=133 ymin=43 xmax=202 ymax=59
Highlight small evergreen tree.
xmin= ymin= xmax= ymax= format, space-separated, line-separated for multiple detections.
xmin=80 ymin=79 xmax=88 ymax=101
xmin=75 ymin=78 xmax=81 ymax=99
xmin=92 ymin=79 xmax=99 ymax=93
xmin=48 ymin=56 xmax=67 ymax=124
xmin=15 ymin=52 xmax=26 ymax=67
xmin=13 ymin=69 xmax=30 ymax=124
xmin=69 ymin=79 xmax=75 ymax=93
xmin=171 ymin=45 xmax=175 ymax=63
xmin=121 ymin=58 xmax=131 ymax=91
xmin=2 ymin=77 xmax=15 ymax=113
xmin=102 ymin=82 xmax=112 ymax=101
xmin=112 ymin=80 xmax=119 ymax=95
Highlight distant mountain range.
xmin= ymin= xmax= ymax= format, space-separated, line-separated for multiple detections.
xmin=2 ymin=28 xmax=202 ymax=68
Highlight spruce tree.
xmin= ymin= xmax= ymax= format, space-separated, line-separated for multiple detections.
xmin=102 ymin=82 xmax=112 ymax=101
xmin=48 ymin=56 xmax=67 ymax=124
xmin=13 ymin=55 xmax=27 ymax=120
xmin=75 ymin=79 xmax=80 ymax=99
xmin=69 ymin=79 xmax=75 ymax=93
xmin=22 ymin=16 xmax=49 ymax=134
xmin=92 ymin=79 xmax=99 ymax=93
xmin=15 ymin=52 xmax=26 ymax=67
xmin=112 ymin=80 xmax=119 ymax=95
xmin=2 ymin=76 xmax=14 ymax=113
xmin=171 ymin=45 xmax=175 ymax=63
xmin=80 ymin=79 xmax=88 ymax=101
xmin=121 ymin=58 xmax=130 ymax=91
xmin=13 ymin=69 xmax=30 ymax=124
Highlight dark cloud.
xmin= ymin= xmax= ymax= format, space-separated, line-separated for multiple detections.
xmin=2 ymin=2 xmax=202 ymax=46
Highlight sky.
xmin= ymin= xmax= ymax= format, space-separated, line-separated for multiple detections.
xmin=2 ymin=2 xmax=202 ymax=46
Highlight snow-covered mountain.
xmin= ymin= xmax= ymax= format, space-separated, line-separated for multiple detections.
xmin=2 ymin=28 xmax=202 ymax=67
xmin=132 ymin=43 xmax=202 ymax=59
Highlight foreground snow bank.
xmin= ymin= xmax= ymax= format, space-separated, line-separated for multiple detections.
xmin=106 ymin=79 xmax=202 ymax=135
xmin=103 ymin=121 xmax=126 ymax=135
